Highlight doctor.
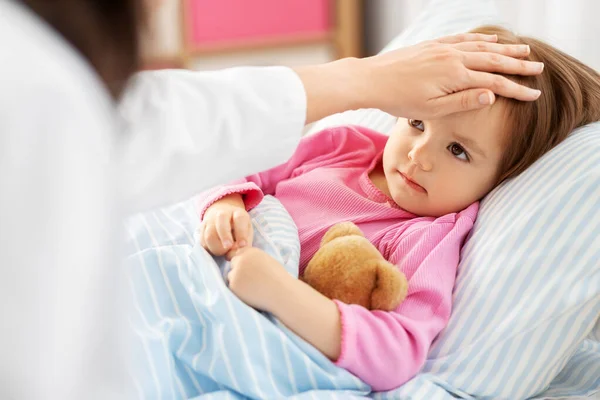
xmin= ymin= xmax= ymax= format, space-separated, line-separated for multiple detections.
xmin=0 ymin=0 xmax=543 ymax=398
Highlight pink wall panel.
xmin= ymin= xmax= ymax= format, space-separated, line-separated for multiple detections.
xmin=187 ymin=0 xmax=331 ymax=46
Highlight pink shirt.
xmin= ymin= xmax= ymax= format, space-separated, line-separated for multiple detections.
xmin=196 ymin=125 xmax=478 ymax=391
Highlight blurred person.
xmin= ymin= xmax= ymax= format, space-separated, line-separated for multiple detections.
xmin=0 ymin=0 xmax=543 ymax=398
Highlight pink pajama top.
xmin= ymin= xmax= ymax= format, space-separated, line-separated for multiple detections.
xmin=196 ymin=125 xmax=478 ymax=391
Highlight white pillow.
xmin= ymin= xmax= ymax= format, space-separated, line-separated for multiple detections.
xmin=307 ymin=1 xmax=600 ymax=399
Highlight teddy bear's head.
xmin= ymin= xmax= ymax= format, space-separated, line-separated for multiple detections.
xmin=301 ymin=222 xmax=408 ymax=311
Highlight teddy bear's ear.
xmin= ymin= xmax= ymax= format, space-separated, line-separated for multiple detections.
xmin=321 ymin=222 xmax=364 ymax=247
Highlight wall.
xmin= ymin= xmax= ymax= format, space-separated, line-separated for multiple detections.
xmin=141 ymin=0 xmax=351 ymax=70
xmin=365 ymin=0 xmax=600 ymax=71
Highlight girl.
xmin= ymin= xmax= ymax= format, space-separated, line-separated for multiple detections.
xmin=196 ymin=26 xmax=600 ymax=391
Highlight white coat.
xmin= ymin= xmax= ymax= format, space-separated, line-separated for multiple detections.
xmin=0 ymin=2 xmax=306 ymax=398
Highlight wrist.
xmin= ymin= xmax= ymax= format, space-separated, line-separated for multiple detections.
xmin=203 ymin=193 xmax=245 ymax=221
xmin=327 ymin=57 xmax=367 ymax=111
xmin=263 ymin=272 xmax=298 ymax=314
xmin=214 ymin=193 xmax=245 ymax=209
xmin=345 ymin=55 xmax=389 ymax=112
xmin=293 ymin=57 xmax=365 ymax=124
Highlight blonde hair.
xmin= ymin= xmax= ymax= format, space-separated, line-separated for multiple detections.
xmin=471 ymin=25 xmax=600 ymax=182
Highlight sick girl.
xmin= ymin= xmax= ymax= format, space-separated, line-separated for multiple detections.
xmin=197 ymin=26 xmax=600 ymax=390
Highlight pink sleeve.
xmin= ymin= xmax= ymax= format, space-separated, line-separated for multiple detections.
xmin=195 ymin=127 xmax=341 ymax=220
xmin=334 ymin=203 xmax=478 ymax=391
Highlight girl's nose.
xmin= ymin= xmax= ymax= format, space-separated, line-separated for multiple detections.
xmin=408 ymin=141 xmax=433 ymax=171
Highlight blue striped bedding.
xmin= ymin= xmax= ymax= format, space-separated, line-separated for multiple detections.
xmin=125 ymin=169 xmax=598 ymax=399
xmin=126 ymin=196 xmax=373 ymax=399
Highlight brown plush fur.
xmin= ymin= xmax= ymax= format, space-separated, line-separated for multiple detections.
xmin=302 ymin=222 xmax=408 ymax=311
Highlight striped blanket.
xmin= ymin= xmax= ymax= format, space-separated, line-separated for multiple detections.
xmin=125 ymin=188 xmax=599 ymax=399
xmin=126 ymin=195 xmax=374 ymax=399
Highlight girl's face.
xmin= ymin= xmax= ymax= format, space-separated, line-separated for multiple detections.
xmin=382 ymin=105 xmax=508 ymax=217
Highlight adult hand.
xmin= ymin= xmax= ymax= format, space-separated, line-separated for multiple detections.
xmin=357 ymin=32 xmax=544 ymax=119
xmin=295 ymin=32 xmax=544 ymax=123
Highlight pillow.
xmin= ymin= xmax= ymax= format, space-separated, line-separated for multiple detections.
xmin=307 ymin=1 xmax=600 ymax=399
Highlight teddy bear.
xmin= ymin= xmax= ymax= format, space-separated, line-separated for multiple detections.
xmin=301 ymin=222 xmax=408 ymax=311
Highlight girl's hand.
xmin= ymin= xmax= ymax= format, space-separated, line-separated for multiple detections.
xmin=228 ymin=247 xmax=291 ymax=311
xmin=199 ymin=194 xmax=253 ymax=257
xmin=229 ymin=246 xmax=343 ymax=359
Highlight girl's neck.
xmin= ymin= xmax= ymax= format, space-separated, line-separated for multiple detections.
xmin=368 ymin=162 xmax=392 ymax=198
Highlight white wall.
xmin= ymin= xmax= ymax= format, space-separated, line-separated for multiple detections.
xmin=364 ymin=0 xmax=424 ymax=55
xmin=365 ymin=0 xmax=600 ymax=71
xmin=495 ymin=0 xmax=600 ymax=71
xmin=141 ymin=0 xmax=181 ymax=59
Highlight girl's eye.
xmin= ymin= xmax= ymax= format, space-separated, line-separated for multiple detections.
xmin=408 ymin=119 xmax=424 ymax=131
xmin=448 ymin=143 xmax=470 ymax=161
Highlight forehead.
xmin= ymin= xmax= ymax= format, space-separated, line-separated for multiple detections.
xmin=442 ymin=103 xmax=509 ymax=151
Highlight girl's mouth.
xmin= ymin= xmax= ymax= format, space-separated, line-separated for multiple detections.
xmin=399 ymin=172 xmax=427 ymax=193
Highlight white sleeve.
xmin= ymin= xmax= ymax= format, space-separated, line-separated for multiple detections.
xmin=118 ymin=66 xmax=307 ymax=213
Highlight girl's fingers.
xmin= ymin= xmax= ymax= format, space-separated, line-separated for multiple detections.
xmin=215 ymin=212 xmax=234 ymax=250
xmin=232 ymin=210 xmax=252 ymax=247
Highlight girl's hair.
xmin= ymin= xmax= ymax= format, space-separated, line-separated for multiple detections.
xmin=471 ymin=25 xmax=600 ymax=182
xmin=20 ymin=0 xmax=145 ymax=99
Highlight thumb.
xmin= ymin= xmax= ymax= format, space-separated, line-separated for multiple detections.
xmin=431 ymin=89 xmax=496 ymax=117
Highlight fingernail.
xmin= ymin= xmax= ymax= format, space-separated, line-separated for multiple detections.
xmin=537 ymin=62 xmax=544 ymax=71
xmin=223 ymin=240 xmax=232 ymax=248
xmin=523 ymin=45 xmax=530 ymax=53
xmin=479 ymin=92 xmax=493 ymax=105
xmin=238 ymin=240 xmax=247 ymax=247
xmin=534 ymin=89 xmax=542 ymax=98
